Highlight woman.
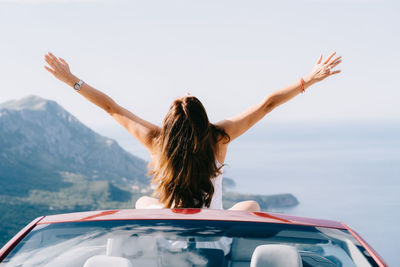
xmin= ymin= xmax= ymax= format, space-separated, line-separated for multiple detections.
xmin=44 ymin=52 xmax=342 ymax=212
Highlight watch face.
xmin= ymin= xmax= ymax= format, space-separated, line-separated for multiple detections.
xmin=74 ymin=84 xmax=80 ymax=90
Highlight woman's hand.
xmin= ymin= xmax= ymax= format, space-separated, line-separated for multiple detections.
xmin=44 ymin=52 xmax=76 ymax=86
xmin=305 ymin=52 xmax=342 ymax=84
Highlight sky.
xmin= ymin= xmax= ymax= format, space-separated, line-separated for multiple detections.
xmin=0 ymin=0 xmax=399 ymax=139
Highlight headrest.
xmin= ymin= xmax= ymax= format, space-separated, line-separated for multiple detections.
xmin=83 ymin=238 xmax=133 ymax=267
xmin=250 ymin=244 xmax=303 ymax=267
xmin=83 ymin=255 xmax=133 ymax=267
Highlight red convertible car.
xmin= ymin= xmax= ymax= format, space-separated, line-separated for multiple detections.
xmin=0 ymin=209 xmax=387 ymax=266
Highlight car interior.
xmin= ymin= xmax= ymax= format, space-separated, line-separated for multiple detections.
xmin=0 ymin=220 xmax=376 ymax=267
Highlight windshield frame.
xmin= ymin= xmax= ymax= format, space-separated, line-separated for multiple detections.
xmin=0 ymin=219 xmax=380 ymax=266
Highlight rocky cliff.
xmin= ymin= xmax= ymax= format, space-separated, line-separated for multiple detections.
xmin=0 ymin=95 xmax=148 ymax=196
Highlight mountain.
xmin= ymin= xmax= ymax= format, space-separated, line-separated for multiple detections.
xmin=0 ymin=95 xmax=151 ymax=245
xmin=0 ymin=95 xmax=148 ymax=197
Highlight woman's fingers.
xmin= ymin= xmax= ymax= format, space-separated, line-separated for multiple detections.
xmin=316 ymin=54 xmax=323 ymax=64
xmin=45 ymin=52 xmax=69 ymax=73
xmin=329 ymin=59 xmax=342 ymax=69
xmin=46 ymin=52 xmax=62 ymax=68
xmin=330 ymin=70 xmax=341 ymax=75
xmin=58 ymin=57 xmax=68 ymax=66
xmin=329 ymin=56 xmax=341 ymax=65
xmin=48 ymin=52 xmax=60 ymax=63
xmin=44 ymin=53 xmax=56 ymax=64
xmin=309 ymin=52 xmax=342 ymax=82
xmin=44 ymin=56 xmax=58 ymax=69
xmin=324 ymin=51 xmax=336 ymax=64
xmin=44 ymin=65 xmax=55 ymax=74
xmin=44 ymin=52 xmax=73 ymax=84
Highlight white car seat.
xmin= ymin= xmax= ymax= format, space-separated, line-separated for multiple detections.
xmin=83 ymin=255 xmax=133 ymax=267
xmin=250 ymin=244 xmax=303 ymax=267
xmin=83 ymin=238 xmax=133 ymax=267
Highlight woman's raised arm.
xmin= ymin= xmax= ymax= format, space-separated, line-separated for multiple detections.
xmin=44 ymin=52 xmax=160 ymax=153
xmin=216 ymin=52 xmax=342 ymax=143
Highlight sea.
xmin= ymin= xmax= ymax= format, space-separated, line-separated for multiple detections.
xmin=100 ymin=120 xmax=400 ymax=265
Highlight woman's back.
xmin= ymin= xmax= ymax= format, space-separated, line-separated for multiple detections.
xmin=143 ymin=161 xmax=224 ymax=210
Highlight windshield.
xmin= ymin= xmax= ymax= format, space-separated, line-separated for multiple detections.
xmin=1 ymin=220 xmax=377 ymax=267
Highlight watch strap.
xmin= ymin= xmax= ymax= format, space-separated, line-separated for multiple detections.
xmin=74 ymin=80 xmax=84 ymax=91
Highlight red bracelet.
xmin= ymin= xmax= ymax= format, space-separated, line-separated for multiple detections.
xmin=300 ymin=78 xmax=305 ymax=93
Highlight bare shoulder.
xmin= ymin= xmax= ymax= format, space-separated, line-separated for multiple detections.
xmin=214 ymin=119 xmax=231 ymax=133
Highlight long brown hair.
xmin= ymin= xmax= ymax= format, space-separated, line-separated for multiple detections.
xmin=150 ymin=96 xmax=229 ymax=208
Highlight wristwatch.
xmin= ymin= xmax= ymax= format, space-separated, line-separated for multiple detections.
xmin=74 ymin=80 xmax=84 ymax=91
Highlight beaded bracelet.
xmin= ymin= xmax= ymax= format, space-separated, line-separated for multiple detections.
xmin=300 ymin=78 xmax=305 ymax=93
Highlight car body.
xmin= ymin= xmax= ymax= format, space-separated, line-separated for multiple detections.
xmin=0 ymin=209 xmax=387 ymax=266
